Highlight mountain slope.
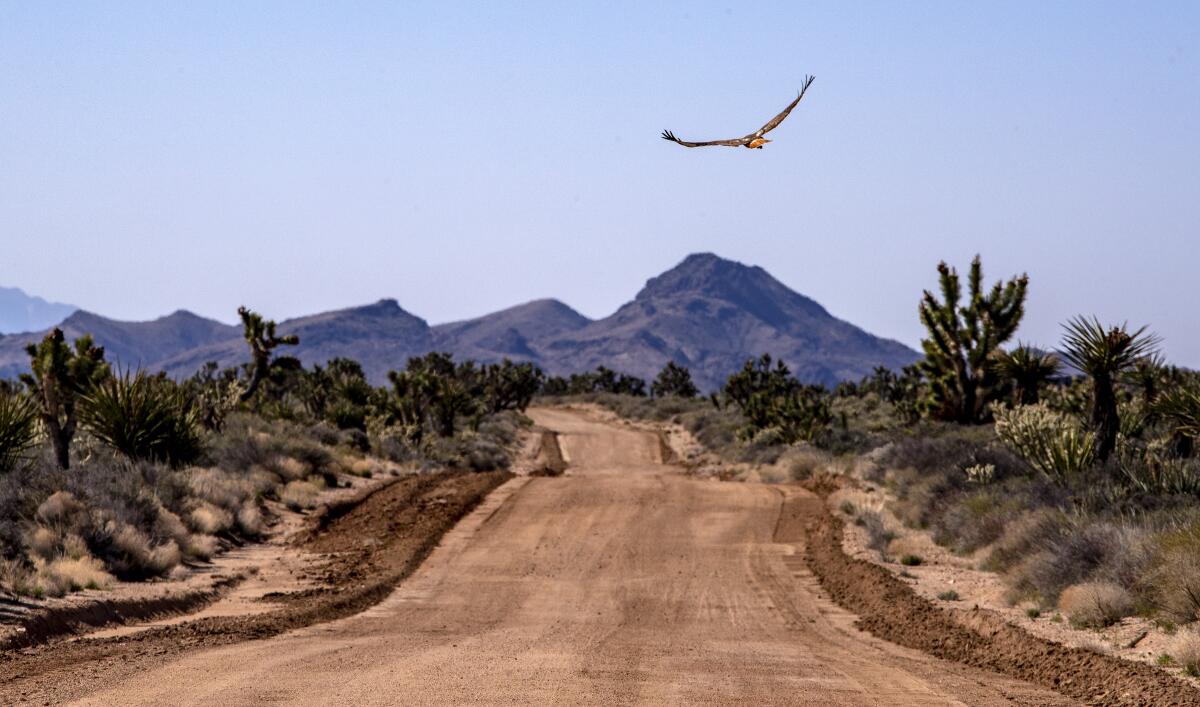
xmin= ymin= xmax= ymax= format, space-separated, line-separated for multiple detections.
xmin=0 ymin=286 xmax=78 ymax=334
xmin=0 ymin=310 xmax=239 ymax=380
xmin=0 ymin=255 xmax=921 ymax=390
xmin=431 ymin=299 xmax=591 ymax=363
xmin=157 ymin=299 xmax=434 ymax=384
xmin=534 ymin=253 xmax=919 ymax=390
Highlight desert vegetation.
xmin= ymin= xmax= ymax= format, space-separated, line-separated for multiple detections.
xmin=548 ymin=256 xmax=1200 ymax=658
xmin=0 ymin=308 xmax=538 ymax=598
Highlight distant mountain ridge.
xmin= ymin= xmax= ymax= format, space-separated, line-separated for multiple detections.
xmin=0 ymin=286 xmax=78 ymax=334
xmin=0 ymin=254 xmax=920 ymax=390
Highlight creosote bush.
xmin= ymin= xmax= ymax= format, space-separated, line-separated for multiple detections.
xmin=1059 ymin=581 xmax=1135 ymax=629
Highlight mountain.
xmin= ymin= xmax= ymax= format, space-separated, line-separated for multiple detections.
xmin=0 ymin=254 xmax=921 ymax=390
xmin=0 ymin=286 xmax=77 ymax=334
xmin=528 ymin=253 xmax=918 ymax=389
xmin=157 ymin=299 xmax=434 ymax=383
xmin=432 ymin=299 xmax=591 ymax=362
xmin=0 ymin=310 xmax=239 ymax=380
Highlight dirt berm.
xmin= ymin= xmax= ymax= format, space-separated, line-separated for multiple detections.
xmin=795 ymin=487 xmax=1200 ymax=706
xmin=0 ymin=468 xmax=510 ymax=705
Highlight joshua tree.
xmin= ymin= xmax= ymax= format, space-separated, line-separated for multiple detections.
xmin=995 ymin=345 xmax=1060 ymax=406
xmin=1060 ymin=317 xmax=1160 ymax=463
xmin=918 ymin=256 xmax=1028 ymax=423
xmin=237 ymin=306 xmax=298 ymax=402
xmin=20 ymin=328 xmax=110 ymax=469
xmin=482 ymin=359 xmax=544 ymax=413
xmin=651 ymin=361 xmax=699 ymax=399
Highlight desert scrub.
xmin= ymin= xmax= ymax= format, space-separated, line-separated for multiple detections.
xmin=1171 ymin=629 xmax=1200 ymax=677
xmin=1146 ymin=520 xmax=1200 ymax=624
xmin=937 ymin=590 xmax=960 ymax=601
xmin=280 ymin=479 xmax=323 ymax=511
xmin=1058 ymin=581 xmax=1135 ymax=628
xmin=900 ymin=554 xmax=923 ymax=566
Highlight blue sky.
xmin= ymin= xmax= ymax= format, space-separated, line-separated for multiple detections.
xmin=2 ymin=2 xmax=1197 ymax=364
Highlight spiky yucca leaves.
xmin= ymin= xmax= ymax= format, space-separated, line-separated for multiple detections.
xmin=80 ymin=371 xmax=204 ymax=465
xmin=918 ymin=256 xmax=1028 ymax=423
xmin=651 ymin=361 xmax=699 ymax=399
xmin=1060 ymin=317 xmax=1160 ymax=463
xmin=996 ymin=345 xmax=1060 ymax=406
xmin=21 ymin=329 xmax=110 ymax=469
xmin=0 ymin=390 xmax=38 ymax=473
xmin=1154 ymin=385 xmax=1200 ymax=458
xmin=236 ymin=306 xmax=298 ymax=403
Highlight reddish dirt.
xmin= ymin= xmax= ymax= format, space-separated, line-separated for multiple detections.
xmin=1 ymin=409 xmax=1191 ymax=705
xmin=798 ymin=489 xmax=1200 ymax=706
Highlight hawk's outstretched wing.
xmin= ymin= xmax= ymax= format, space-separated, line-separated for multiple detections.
xmin=660 ymin=130 xmax=747 ymax=148
xmin=753 ymin=75 xmax=815 ymax=138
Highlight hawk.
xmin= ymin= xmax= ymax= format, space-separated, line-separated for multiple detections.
xmin=662 ymin=75 xmax=815 ymax=149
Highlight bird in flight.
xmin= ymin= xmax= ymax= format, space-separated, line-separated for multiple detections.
xmin=661 ymin=75 xmax=815 ymax=149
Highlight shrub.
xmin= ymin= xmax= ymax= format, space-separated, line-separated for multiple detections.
xmin=1002 ymin=519 xmax=1150 ymax=606
xmin=900 ymin=554 xmax=923 ymax=566
xmin=1147 ymin=522 xmax=1200 ymax=624
xmin=1059 ymin=581 xmax=1135 ymax=628
xmin=80 ymin=371 xmax=204 ymax=466
xmin=280 ymin=480 xmax=321 ymax=511
xmin=1171 ymin=629 xmax=1200 ymax=677
xmin=992 ymin=403 xmax=1094 ymax=482
xmin=858 ymin=510 xmax=895 ymax=559
xmin=1026 ymin=607 xmax=1041 ymax=619
xmin=937 ymin=590 xmax=960 ymax=601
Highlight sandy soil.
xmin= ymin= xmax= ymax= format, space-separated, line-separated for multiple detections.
xmin=8 ymin=407 xmax=1080 ymax=705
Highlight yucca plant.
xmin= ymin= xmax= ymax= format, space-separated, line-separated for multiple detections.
xmin=1060 ymin=317 xmax=1160 ymax=462
xmin=80 ymin=370 xmax=204 ymax=465
xmin=995 ymin=345 xmax=1060 ymax=405
xmin=1154 ymin=385 xmax=1200 ymax=458
xmin=0 ymin=390 xmax=39 ymax=474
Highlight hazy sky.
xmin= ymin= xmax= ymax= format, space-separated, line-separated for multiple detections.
xmin=2 ymin=2 xmax=1197 ymax=364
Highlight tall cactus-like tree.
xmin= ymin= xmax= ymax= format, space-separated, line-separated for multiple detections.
xmin=1060 ymin=317 xmax=1160 ymax=462
xmin=995 ymin=345 xmax=1060 ymax=406
xmin=237 ymin=306 xmax=298 ymax=403
xmin=918 ymin=256 xmax=1028 ymax=423
xmin=20 ymin=328 xmax=110 ymax=469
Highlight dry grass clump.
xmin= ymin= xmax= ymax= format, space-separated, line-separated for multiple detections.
xmin=32 ymin=554 xmax=115 ymax=596
xmin=1059 ymin=581 xmax=1135 ymax=628
xmin=280 ymin=480 xmax=322 ymax=511
xmin=1171 ymin=628 xmax=1200 ymax=677
xmin=188 ymin=502 xmax=233 ymax=535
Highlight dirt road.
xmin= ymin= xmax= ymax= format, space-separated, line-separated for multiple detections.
xmin=68 ymin=408 xmax=1073 ymax=705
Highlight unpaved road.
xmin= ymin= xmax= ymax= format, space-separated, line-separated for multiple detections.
xmin=68 ymin=408 xmax=1073 ymax=705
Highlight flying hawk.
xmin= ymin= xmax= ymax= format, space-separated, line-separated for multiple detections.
xmin=662 ymin=75 xmax=815 ymax=149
